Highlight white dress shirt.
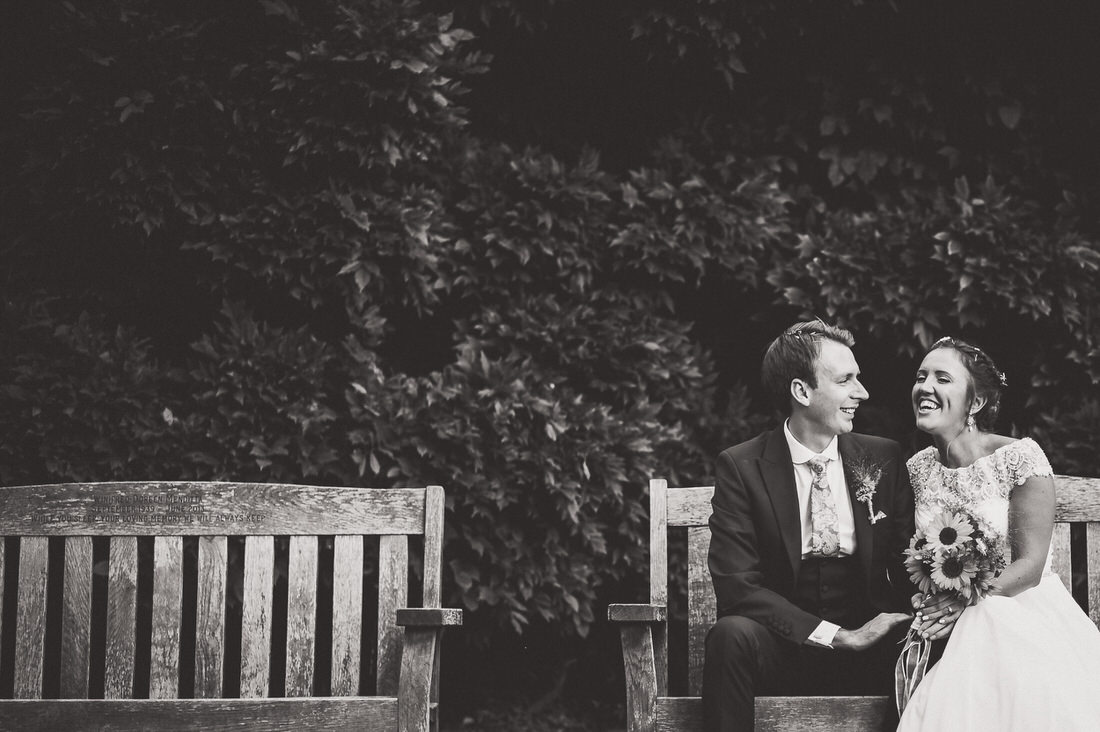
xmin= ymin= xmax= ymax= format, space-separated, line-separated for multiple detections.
xmin=783 ymin=421 xmax=859 ymax=647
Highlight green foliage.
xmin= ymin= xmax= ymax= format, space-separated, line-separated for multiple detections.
xmin=4 ymin=0 xmax=1100 ymax=712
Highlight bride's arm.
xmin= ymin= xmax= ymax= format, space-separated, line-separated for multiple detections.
xmin=990 ymin=474 xmax=1055 ymax=597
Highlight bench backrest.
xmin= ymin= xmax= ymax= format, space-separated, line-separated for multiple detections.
xmin=649 ymin=475 xmax=1100 ymax=697
xmin=0 ymin=481 xmax=444 ymax=712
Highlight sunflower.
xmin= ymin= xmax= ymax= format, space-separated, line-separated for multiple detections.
xmin=930 ymin=548 xmax=978 ymax=596
xmin=924 ymin=511 xmax=974 ymax=552
xmin=903 ymin=535 xmax=934 ymax=593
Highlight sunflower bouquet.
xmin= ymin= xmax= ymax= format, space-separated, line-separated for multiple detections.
xmin=895 ymin=509 xmax=1007 ymax=713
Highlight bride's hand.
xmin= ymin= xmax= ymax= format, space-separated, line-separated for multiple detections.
xmin=912 ymin=591 xmax=963 ymax=640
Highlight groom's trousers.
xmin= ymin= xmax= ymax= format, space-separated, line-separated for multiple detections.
xmin=702 ymin=556 xmax=906 ymax=732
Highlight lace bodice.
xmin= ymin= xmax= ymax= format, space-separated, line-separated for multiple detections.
xmin=907 ymin=437 xmax=1055 ymax=569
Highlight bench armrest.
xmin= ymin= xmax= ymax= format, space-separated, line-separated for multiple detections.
xmin=608 ymin=604 xmax=669 ymax=732
xmin=608 ymin=603 xmax=668 ymax=623
xmin=396 ymin=609 xmax=462 ymax=732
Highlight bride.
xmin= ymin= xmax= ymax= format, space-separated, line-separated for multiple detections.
xmin=896 ymin=337 xmax=1100 ymax=731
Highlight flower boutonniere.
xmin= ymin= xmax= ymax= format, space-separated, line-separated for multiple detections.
xmin=847 ymin=454 xmax=887 ymax=525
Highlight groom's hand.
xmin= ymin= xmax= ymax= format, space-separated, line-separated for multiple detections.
xmin=832 ymin=612 xmax=911 ymax=651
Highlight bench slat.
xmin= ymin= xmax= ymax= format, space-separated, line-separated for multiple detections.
xmin=240 ymin=536 xmax=274 ymax=698
xmin=330 ymin=536 xmax=364 ymax=696
xmin=284 ymin=536 xmax=318 ymax=697
xmin=1089 ymin=523 xmax=1100 ymax=627
xmin=61 ymin=537 xmax=93 ymax=698
xmin=150 ymin=537 xmax=183 ymax=699
xmin=666 ymin=486 xmax=713 ymax=528
xmin=15 ymin=537 xmax=49 ymax=698
xmin=377 ymin=535 xmax=408 ymax=696
xmin=105 ymin=536 xmax=138 ymax=699
xmin=1051 ymin=522 xmax=1072 ymax=594
xmin=1054 ymin=477 xmax=1100 ymax=521
xmin=666 ymin=476 xmax=1100 ymax=526
xmin=194 ymin=536 xmax=227 ymax=698
xmin=0 ymin=483 xmax=427 ymax=536
xmin=686 ymin=527 xmax=713 ymax=697
xmin=0 ymin=697 xmax=398 ymax=731
xmin=423 ymin=485 xmax=445 ymax=608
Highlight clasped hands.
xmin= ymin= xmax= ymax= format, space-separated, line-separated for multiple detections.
xmin=909 ymin=591 xmax=963 ymax=641
xmin=830 ymin=591 xmax=962 ymax=651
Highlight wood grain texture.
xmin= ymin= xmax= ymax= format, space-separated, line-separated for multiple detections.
xmin=1054 ymin=476 xmax=1100 ymax=521
xmin=619 ymin=624 xmax=657 ymax=732
xmin=105 ymin=536 xmax=138 ymax=699
xmin=240 ymin=536 xmax=274 ymax=699
xmin=376 ymin=534 xmax=408 ymax=697
xmin=664 ymin=486 xmax=713 ymax=528
xmin=61 ymin=536 xmax=93 ymax=698
xmin=397 ymin=628 xmax=438 ymax=732
xmin=0 ymin=481 xmax=453 ymax=727
xmin=0 ymin=697 xmax=397 ymax=731
xmin=15 ymin=537 xmax=49 ymax=698
xmin=194 ymin=536 xmax=227 ymax=698
xmin=284 ymin=536 xmax=318 ymax=697
xmin=1050 ymin=522 xmax=1072 ymax=593
xmin=150 ymin=536 xmax=184 ymax=699
xmin=394 ymin=608 xmax=463 ymax=626
xmin=607 ymin=604 xmax=668 ymax=623
xmin=0 ymin=482 xmax=427 ymax=536
xmin=330 ymin=535 xmax=363 ymax=696
xmin=648 ymin=479 xmax=669 ymax=700
xmin=654 ymin=696 xmax=894 ymax=732
xmin=422 ymin=486 xmax=445 ymax=608
xmin=685 ymin=527 xmax=713 ymax=697
xmin=649 ymin=480 xmax=668 ymax=605
xmin=662 ymin=477 xmax=1100 ymax=527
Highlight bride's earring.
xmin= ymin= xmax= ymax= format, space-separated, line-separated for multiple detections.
xmin=966 ymin=413 xmax=976 ymax=431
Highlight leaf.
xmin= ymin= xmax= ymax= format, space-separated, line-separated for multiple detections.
xmin=998 ymin=104 xmax=1022 ymax=130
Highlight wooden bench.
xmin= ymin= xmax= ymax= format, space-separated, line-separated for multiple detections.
xmin=0 ymin=481 xmax=462 ymax=731
xmin=610 ymin=475 xmax=1100 ymax=731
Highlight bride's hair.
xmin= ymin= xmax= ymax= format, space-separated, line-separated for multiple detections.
xmin=927 ymin=337 xmax=1005 ymax=430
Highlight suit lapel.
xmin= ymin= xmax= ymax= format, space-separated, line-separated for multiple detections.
xmin=839 ymin=434 xmax=874 ymax=578
xmin=758 ymin=427 xmax=803 ymax=575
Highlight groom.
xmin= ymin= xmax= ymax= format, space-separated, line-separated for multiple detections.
xmin=703 ymin=320 xmax=915 ymax=731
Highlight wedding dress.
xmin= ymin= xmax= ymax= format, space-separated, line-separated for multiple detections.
xmin=896 ymin=438 xmax=1100 ymax=731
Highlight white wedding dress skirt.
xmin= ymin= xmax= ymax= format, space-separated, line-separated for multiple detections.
xmin=896 ymin=572 xmax=1100 ymax=731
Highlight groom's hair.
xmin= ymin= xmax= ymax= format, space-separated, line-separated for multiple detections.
xmin=761 ymin=319 xmax=855 ymax=413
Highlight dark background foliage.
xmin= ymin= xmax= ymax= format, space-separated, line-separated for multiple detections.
xmin=3 ymin=1 xmax=1098 ymax=726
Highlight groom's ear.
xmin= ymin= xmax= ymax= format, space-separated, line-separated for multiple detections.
xmin=791 ymin=378 xmax=812 ymax=407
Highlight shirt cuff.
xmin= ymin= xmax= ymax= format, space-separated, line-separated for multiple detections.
xmin=806 ymin=620 xmax=840 ymax=648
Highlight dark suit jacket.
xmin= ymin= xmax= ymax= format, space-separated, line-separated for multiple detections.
xmin=708 ymin=427 xmax=915 ymax=644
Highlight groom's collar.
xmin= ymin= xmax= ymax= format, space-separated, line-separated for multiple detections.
xmin=783 ymin=420 xmax=840 ymax=464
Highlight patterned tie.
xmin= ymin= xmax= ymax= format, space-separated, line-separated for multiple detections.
xmin=807 ymin=456 xmax=840 ymax=557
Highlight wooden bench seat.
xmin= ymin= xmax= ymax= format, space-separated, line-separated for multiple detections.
xmin=610 ymin=475 xmax=1100 ymax=731
xmin=0 ymin=481 xmax=461 ymax=731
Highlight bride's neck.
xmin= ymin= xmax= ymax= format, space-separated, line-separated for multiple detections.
xmin=933 ymin=429 xmax=990 ymax=468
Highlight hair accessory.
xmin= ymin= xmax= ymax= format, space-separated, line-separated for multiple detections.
xmin=998 ymin=371 xmax=1007 ymax=387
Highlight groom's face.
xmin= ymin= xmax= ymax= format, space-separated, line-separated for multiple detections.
xmin=802 ymin=340 xmax=869 ymax=438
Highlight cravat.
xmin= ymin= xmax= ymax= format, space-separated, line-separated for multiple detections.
xmin=807 ymin=456 xmax=840 ymax=557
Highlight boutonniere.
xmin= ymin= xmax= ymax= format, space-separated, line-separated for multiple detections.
xmin=848 ymin=454 xmax=887 ymax=524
